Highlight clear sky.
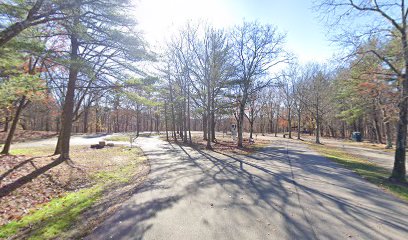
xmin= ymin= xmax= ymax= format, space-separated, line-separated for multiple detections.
xmin=132 ymin=0 xmax=336 ymax=63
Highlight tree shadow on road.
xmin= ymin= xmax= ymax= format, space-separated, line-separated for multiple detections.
xmin=87 ymin=140 xmax=408 ymax=240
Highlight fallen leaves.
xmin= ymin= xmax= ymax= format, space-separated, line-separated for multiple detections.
xmin=0 ymin=146 xmax=135 ymax=226
xmin=0 ymin=155 xmax=88 ymax=225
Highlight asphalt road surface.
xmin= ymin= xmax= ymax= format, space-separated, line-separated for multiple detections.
xmin=86 ymin=136 xmax=408 ymax=240
xmin=300 ymin=136 xmax=406 ymax=175
xmin=10 ymin=133 xmax=120 ymax=148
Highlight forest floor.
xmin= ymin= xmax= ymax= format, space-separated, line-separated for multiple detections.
xmin=0 ymin=142 xmax=149 ymax=239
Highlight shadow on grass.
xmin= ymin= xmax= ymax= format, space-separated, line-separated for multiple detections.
xmin=0 ymin=156 xmax=41 ymax=182
xmin=0 ymin=157 xmax=65 ymax=198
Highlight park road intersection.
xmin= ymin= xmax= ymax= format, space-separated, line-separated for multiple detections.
xmin=87 ymin=136 xmax=408 ymax=240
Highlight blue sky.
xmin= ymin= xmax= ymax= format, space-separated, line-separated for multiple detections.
xmin=133 ymin=0 xmax=337 ymax=63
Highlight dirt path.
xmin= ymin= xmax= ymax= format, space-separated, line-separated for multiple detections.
xmin=86 ymin=136 xmax=408 ymax=240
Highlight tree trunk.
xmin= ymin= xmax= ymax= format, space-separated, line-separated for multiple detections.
xmin=390 ymin=25 xmax=408 ymax=181
xmin=315 ymin=114 xmax=320 ymax=144
xmin=384 ymin=111 xmax=393 ymax=149
xmin=53 ymin=130 xmax=61 ymax=155
xmin=211 ymin=111 xmax=216 ymax=142
xmin=237 ymin=103 xmax=245 ymax=148
xmin=183 ymin=92 xmax=188 ymax=143
xmin=341 ymin=121 xmax=346 ymax=139
xmin=274 ymin=107 xmax=279 ymax=137
xmin=249 ymin=121 xmax=254 ymax=139
xmin=288 ymin=107 xmax=292 ymax=138
xmin=391 ymin=78 xmax=408 ymax=181
xmin=297 ymin=109 xmax=301 ymax=140
xmin=58 ymin=31 xmax=80 ymax=160
xmin=1 ymin=96 xmax=27 ymax=154
xmin=83 ymin=107 xmax=89 ymax=133
xmin=206 ymin=83 xmax=212 ymax=149
xmin=203 ymin=114 xmax=208 ymax=140
xmin=373 ymin=111 xmax=383 ymax=144
xmin=136 ymin=106 xmax=140 ymax=137
xmin=187 ymin=86 xmax=192 ymax=144
xmin=3 ymin=116 xmax=10 ymax=132
xmin=164 ymin=102 xmax=169 ymax=141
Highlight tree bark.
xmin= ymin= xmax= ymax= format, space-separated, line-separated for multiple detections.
xmin=391 ymin=75 xmax=408 ymax=181
xmin=288 ymin=107 xmax=292 ymax=138
xmin=3 ymin=116 xmax=10 ymax=132
xmin=211 ymin=108 xmax=216 ymax=142
xmin=384 ymin=112 xmax=393 ymax=149
xmin=315 ymin=112 xmax=320 ymax=144
xmin=237 ymin=102 xmax=245 ymax=148
xmin=206 ymin=81 xmax=212 ymax=149
xmin=373 ymin=109 xmax=383 ymax=144
xmin=1 ymin=96 xmax=27 ymax=154
xmin=187 ymin=86 xmax=192 ymax=144
xmin=183 ymin=90 xmax=188 ymax=143
xmin=53 ymin=130 xmax=61 ymax=155
xmin=390 ymin=17 xmax=408 ymax=181
xmin=249 ymin=121 xmax=254 ymax=139
xmin=297 ymin=109 xmax=301 ymax=140
xmin=203 ymin=114 xmax=208 ymax=140
xmin=164 ymin=102 xmax=169 ymax=141
xmin=57 ymin=30 xmax=80 ymax=160
xmin=136 ymin=106 xmax=140 ymax=137
xmin=274 ymin=106 xmax=279 ymax=137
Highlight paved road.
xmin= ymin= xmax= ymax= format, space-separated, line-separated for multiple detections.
xmin=10 ymin=133 xmax=123 ymax=149
xmin=87 ymin=136 xmax=408 ymax=240
xmin=299 ymin=136 xmax=407 ymax=176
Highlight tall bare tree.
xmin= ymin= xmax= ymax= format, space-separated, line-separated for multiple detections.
xmin=231 ymin=21 xmax=290 ymax=147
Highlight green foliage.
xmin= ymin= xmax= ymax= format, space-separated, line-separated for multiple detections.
xmin=122 ymin=77 xmax=160 ymax=107
xmin=0 ymin=0 xmax=32 ymax=21
xmin=333 ymin=40 xmax=386 ymax=124
xmin=0 ymin=33 xmax=47 ymax=110
xmin=0 ymin=73 xmax=45 ymax=106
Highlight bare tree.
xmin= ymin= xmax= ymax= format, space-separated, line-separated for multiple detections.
xmin=292 ymin=66 xmax=307 ymax=140
xmin=303 ymin=64 xmax=333 ymax=144
xmin=232 ymin=21 xmax=290 ymax=148
xmin=278 ymin=70 xmax=295 ymax=138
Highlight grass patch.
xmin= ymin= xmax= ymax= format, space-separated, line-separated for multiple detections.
xmin=310 ymin=144 xmax=408 ymax=202
xmin=93 ymin=156 xmax=139 ymax=183
xmin=0 ymin=186 xmax=102 ymax=240
xmin=104 ymin=135 xmax=131 ymax=142
xmin=0 ymin=146 xmax=145 ymax=239
xmin=104 ymin=133 xmax=159 ymax=142
xmin=10 ymin=146 xmax=55 ymax=157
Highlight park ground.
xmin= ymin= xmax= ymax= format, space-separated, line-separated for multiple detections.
xmin=0 ymin=131 xmax=407 ymax=239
